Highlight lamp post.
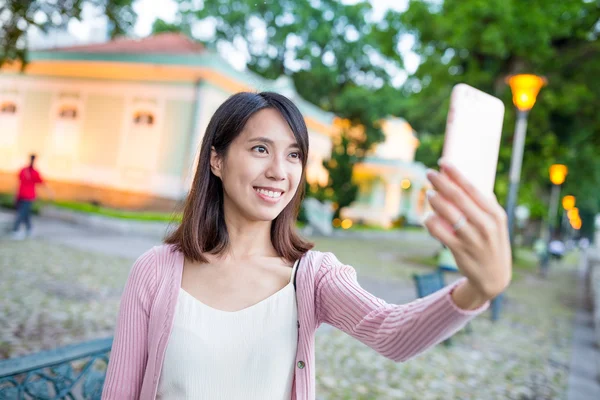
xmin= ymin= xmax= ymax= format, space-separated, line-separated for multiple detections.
xmin=505 ymin=74 xmax=547 ymax=245
xmin=568 ymin=207 xmax=581 ymax=235
xmin=561 ymin=195 xmax=575 ymax=238
xmin=548 ymin=164 xmax=568 ymax=238
xmin=541 ymin=164 xmax=568 ymax=277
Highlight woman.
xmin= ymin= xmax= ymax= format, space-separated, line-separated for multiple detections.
xmin=102 ymin=92 xmax=511 ymax=399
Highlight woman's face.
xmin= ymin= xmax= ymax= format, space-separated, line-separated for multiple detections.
xmin=211 ymin=108 xmax=304 ymax=223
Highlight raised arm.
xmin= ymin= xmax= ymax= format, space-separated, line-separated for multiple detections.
xmin=315 ymin=159 xmax=512 ymax=362
xmin=102 ymin=249 xmax=157 ymax=399
xmin=315 ymin=253 xmax=487 ymax=362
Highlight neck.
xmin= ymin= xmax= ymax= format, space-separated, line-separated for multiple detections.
xmin=222 ymin=211 xmax=276 ymax=261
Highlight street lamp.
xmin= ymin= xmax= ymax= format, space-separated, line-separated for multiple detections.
xmin=561 ymin=195 xmax=576 ymax=238
xmin=567 ymin=207 xmax=581 ymax=232
xmin=540 ymin=164 xmax=568 ymax=277
xmin=548 ymin=164 xmax=568 ymax=238
xmin=505 ymin=74 xmax=547 ymax=244
xmin=562 ymin=195 xmax=575 ymax=211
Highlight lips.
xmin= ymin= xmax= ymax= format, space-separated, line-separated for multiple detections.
xmin=253 ymin=187 xmax=284 ymax=199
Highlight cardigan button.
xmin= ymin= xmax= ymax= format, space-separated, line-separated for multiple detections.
xmin=297 ymin=361 xmax=305 ymax=369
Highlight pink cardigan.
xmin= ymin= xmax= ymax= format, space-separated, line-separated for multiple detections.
xmin=102 ymin=244 xmax=488 ymax=399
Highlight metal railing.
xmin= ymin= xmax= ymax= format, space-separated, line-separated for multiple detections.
xmin=0 ymin=337 xmax=113 ymax=400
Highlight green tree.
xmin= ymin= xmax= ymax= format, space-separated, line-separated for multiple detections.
xmin=151 ymin=18 xmax=192 ymax=36
xmin=397 ymin=0 xmax=600 ymax=230
xmin=176 ymin=0 xmax=409 ymax=209
xmin=0 ymin=0 xmax=137 ymax=67
xmin=308 ymin=131 xmax=360 ymax=218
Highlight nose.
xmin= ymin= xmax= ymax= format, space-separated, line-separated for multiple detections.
xmin=265 ymin=155 xmax=286 ymax=181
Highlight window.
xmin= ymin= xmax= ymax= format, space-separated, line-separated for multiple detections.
xmin=49 ymin=100 xmax=82 ymax=166
xmin=134 ymin=111 xmax=154 ymax=126
xmin=0 ymin=97 xmax=20 ymax=165
xmin=118 ymin=98 xmax=163 ymax=183
xmin=58 ymin=105 xmax=78 ymax=119
xmin=0 ymin=102 xmax=17 ymax=114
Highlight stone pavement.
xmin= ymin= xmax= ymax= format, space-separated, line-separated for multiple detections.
xmin=0 ymin=209 xmax=419 ymax=315
xmin=0 ymin=210 xmax=163 ymax=259
xmin=566 ymin=253 xmax=600 ymax=400
xmin=2 ymin=208 xmax=597 ymax=398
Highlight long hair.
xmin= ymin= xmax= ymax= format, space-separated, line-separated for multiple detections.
xmin=165 ymin=92 xmax=313 ymax=263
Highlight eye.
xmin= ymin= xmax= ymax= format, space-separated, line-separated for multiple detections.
xmin=252 ymin=145 xmax=268 ymax=154
xmin=289 ymin=151 xmax=301 ymax=159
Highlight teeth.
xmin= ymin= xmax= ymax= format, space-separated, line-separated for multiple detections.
xmin=256 ymin=188 xmax=282 ymax=198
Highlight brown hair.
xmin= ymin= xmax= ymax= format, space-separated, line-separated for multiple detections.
xmin=165 ymin=92 xmax=313 ymax=263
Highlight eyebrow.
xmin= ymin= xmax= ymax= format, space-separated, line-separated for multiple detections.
xmin=248 ymin=136 xmax=301 ymax=150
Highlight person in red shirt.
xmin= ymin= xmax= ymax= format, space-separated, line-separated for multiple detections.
xmin=11 ymin=154 xmax=53 ymax=239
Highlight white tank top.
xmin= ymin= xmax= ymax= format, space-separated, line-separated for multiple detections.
xmin=156 ymin=260 xmax=299 ymax=400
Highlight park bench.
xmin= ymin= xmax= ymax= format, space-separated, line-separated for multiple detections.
xmin=0 ymin=337 xmax=112 ymax=399
xmin=412 ymin=267 xmax=504 ymax=325
xmin=412 ymin=270 xmax=456 ymax=346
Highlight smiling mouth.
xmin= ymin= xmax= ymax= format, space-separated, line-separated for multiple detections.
xmin=253 ymin=187 xmax=284 ymax=199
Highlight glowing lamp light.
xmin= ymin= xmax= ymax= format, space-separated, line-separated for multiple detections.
xmin=567 ymin=207 xmax=579 ymax=220
xmin=506 ymin=74 xmax=547 ymax=112
xmin=341 ymin=219 xmax=353 ymax=229
xmin=562 ymin=195 xmax=575 ymax=211
xmin=549 ymin=164 xmax=568 ymax=185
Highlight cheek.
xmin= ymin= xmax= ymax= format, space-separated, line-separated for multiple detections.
xmin=288 ymin=166 xmax=303 ymax=193
xmin=222 ymin=153 xmax=255 ymax=187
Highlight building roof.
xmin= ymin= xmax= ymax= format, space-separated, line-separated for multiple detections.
xmin=47 ymin=32 xmax=205 ymax=55
xmin=20 ymin=33 xmax=335 ymax=130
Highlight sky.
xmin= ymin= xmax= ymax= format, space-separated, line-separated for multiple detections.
xmin=30 ymin=0 xmax=419 ymax=84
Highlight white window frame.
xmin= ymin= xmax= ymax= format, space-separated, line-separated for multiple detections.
xmin=0 ymin=90 xmax=23 ymax=171
xmin=117 ymin=97 xmax=165 ymax=187
xmin=46 ymin=92 xmax=85 ymax=181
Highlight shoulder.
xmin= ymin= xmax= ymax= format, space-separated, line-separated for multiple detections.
xmin=302 ymin=250 xmax=356 ymax=277
xmin=144 ymin=244 xmax=183 ymax=277
xmin=128 ymin=247 xmax=158 ymax=282
xmin=126 ymin=244 xmax=181 ymax=290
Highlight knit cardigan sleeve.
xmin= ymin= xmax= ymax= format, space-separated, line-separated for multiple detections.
xmin=315 ymin=252 xmax=488 ymax=362
xmin=102 ymin=248 xmax=157 ymax=399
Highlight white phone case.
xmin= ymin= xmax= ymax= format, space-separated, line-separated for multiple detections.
xmin=442 ymin=84 xmax=505 ymax=196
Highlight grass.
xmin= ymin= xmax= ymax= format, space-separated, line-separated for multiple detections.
xmin=1 ymin=193 xmax=312 ymax=228
xmin=311 ymin=235 xmax=441 ymax=279
xmin=48 ymin=200 xmax=182 ymax=223
xmin=0 ymin=193 xmax=41 ymax=213
xmin=402 ymin=246 xmax=579 ymax=282
xmin=1 ymin=191 xmax=422 ymax=231
xmin=0 ymin=192 xmax=181 ymax=222
xmin=346 ymin=223 xmax=425 ymax=233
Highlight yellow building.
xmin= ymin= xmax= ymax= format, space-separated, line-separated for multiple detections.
xmin=0 ymin=33 xmax=334 ymax=210
xmin=0 ymin=33 xmax=429 ymax=225
xmin=342 ymin=118 xmax=430 ymax=227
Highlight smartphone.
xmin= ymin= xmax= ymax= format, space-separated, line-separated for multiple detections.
xmin=441 ymin=83 xmax=505 ymax=197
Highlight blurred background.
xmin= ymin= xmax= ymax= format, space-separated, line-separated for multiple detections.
xmin=1 ymin=0 xmax=599 ymax=399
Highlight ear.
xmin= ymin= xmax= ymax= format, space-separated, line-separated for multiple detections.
xmin=210 ymin=146 xmax=223 ymax=179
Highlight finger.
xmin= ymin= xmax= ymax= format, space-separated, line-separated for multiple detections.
xmin=423 ymin=213 xmax=460 ymax=250
xmin=426 ymin=189 xmax=479 ymax=245
xmin=438 ymin=159 xmax=507 ymax=222
xmin=426 ymin=169 xmax=493 ymax=236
